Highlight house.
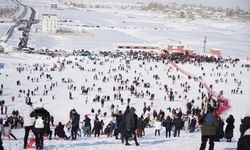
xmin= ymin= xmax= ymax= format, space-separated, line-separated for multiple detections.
xmin=161 ymin=43 xmax=193 ymax=55
xmin=113 ymin=43 xmax=161 ymax=52
xmin=209 ymin=48 xmax=221 ymax=55
xmin=41 ymin=14 xmax=58 ymax=33
xmin=113 ymin=42 xmax=194 ymax=55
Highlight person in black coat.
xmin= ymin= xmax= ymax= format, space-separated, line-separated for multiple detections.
xmin=215 ymin=116 xmax=224 ymax=141
xmin=54 ymin=122 xmax=68 ymax=139
xmin=225 ymin=115 xmax=235 ymax=142
xmin=163 ymin=116 xmax=173 ymax=138
xmin=240 ymin=116 xmax=250 ymax=137
xmin=83 ymin=115 xmax=91 ymax=137
xmin=173 ymin=116 xmax=183 ymax=137
xmin=124 ymin=107 xmax=139 ymax=146
xmin=43 ymin=113 xmax=52 ymax=140
xmin=190 ymin=116 xmax=197 ymax=133
xmin=71 ymin=109 xmax=80 ymax=140
xmin=237 ymin=128 xmax=250 ymax=150
xmin=30 ymin=103 xmax=50 ymax=150
xmin=112 ymin=111 xmax=123 ymax=139
xmin=120 ymin=106 xmax=130 ymax=144
xmin=92 ymin=117 xmax=102 ymax=137
xmin=0 ymin=122 xmax=3 ymax=150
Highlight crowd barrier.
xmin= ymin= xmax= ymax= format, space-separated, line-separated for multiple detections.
xmin=169 ymin=61 xmax=230 ymax=116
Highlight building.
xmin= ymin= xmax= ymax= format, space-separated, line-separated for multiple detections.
xmin=42 ymin=14 xmax=58 ymax=33
xmin=50 ymin=3 xmax=58 ymax=9
xmin=209 ymin=48 xmax=221 ymax=55
xmin=160 ymin=43 xmax=193 ymax=55
xmin=113 ymin=42 xmax=194 ymax=55
xmin=113 ymin=43 xmax=161 ymax=52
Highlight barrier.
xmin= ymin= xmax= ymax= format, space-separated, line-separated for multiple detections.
xmin=169 ymin=61 xmax=230 ymax=116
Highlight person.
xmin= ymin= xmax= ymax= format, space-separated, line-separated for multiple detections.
xmin=70 ymin=109 xmax=80 ymax=140
xmin=154 ymin=117 xmax=161 ymax=136
xmin=173 ymin=116 xmax=183 ymax=137
xmin=163 ymin=116 xmax=173 ymax=138
xmin=237 ymin=128 xmax=250 ymax=150
xmin=239 ymin=116 xmax=250 ymax=137
xmin=82 ymin=115 xmax=91 ymax=137
xmin=23 ymin=100 xmax=35 ymax=149
xmin=2 ymin=121 xmax=17 ymax=140
xmin=92 ymin=117 xmax=102 ymax=137
xmin=30 ymin=102 xmax=50 ymax=149
xmin=50 ymin=116 xmax=54 ymax=126
xmin=215 ymin=116 xmax=224 ymax=141
xmin=104 ymin=121 xmax=114 ymax=137
xmin=120 ymin=106 xmax=130 ymax=144
xmin=225 ymin=114 xmax=235 ymax=142
xmin=112 ymin=111 xmax=123 ymax=139
xmin=43 ymin=112 xmax=52 ymax=140
xmin=190 ymin=115 xmax=197 ymax=133
xmin=0 ymin=118 xmax=3 ymax=150
xmin=136 ymin=116 xmax=145 ymax=138
xmin=0 ymin=128 xmax=3 ymax=150
xmin=199 ymin=107 xmax=218 ymax=150
xmin=54 ymin=122 xmax=68 ymax=139
xmin=124 ymin=107 xmax=139 ymax=146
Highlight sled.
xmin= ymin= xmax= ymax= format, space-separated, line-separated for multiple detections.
xmin=27 ymin=138 xmax=36 ymax=148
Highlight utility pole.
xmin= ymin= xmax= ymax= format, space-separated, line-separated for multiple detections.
xmin=203 ymin=36 xmax=207 ymax=53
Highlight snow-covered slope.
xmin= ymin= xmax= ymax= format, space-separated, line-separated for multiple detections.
xmin=0 ymin=51 xmax=249 ymax=149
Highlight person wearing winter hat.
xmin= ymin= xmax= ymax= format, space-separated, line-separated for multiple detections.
xmin=199 ymin=107 xmax=218 ymax=150
xmin=30 ymin=102 xmax=50 ymax=149
xmin=23 ymin=100 xmax=35 ymax=149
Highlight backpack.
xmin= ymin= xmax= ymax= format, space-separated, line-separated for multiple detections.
xmin=35 ymin=116 xmax=44 ymax=128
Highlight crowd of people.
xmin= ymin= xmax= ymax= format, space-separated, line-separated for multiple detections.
xmin=0 ymin=50 xmax=249 ymax=150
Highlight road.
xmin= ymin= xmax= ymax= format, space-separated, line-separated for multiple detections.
xmin=4 ymin=0 xmax=36 ymax=46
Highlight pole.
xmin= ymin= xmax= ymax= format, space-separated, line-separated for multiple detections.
xmin=203 ymin=36 xmax=207 ymax=53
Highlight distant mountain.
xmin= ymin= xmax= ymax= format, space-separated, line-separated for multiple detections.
xmin=74 ymin=0 xmax=250 ymax=10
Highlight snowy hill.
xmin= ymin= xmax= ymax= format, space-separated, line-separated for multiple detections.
xmin=0 ymin=0 xmax=250 ymax=149
xmin=0 ymin=51 xmax=250 ymax=149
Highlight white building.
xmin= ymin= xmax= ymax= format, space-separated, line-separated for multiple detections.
xmin=42 ymin=14 xmax=58 ymax=33
xmin=113 ymin=43 xmax=161 ymax=52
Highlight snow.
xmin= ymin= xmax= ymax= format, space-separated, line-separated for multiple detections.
xmin=0 ymin=51 xmax=250 ymax=149
xmin=0 ymin=0 xmax=250 ymax=149
xmin=0 ymin=24 xmax=12 ymax=38
xmin=3 ymin=0 xmax=246 ymax=59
